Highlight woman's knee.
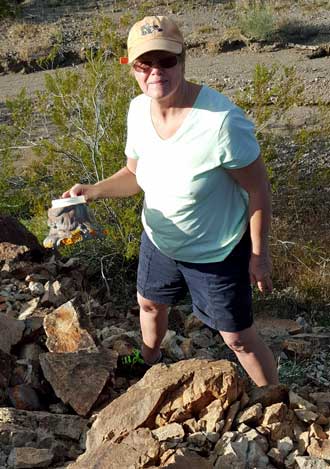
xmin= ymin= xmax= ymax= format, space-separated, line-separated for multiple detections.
xmin=137 ymin=293 xmax=168 ymax=314
xmin=220 ymin=326 xmax=258 ymax=354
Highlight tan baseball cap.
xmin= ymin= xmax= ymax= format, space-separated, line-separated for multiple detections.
xmin=127 ymin=16 xmax=184 ymax=63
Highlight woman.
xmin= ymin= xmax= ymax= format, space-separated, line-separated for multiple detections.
xmin=63 ymin=16 xmax=278 ymax=386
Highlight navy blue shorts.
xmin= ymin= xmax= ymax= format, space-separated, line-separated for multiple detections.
xmin=137 ymin=230 xmax=253 ymax=332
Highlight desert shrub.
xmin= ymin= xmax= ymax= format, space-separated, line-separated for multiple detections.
xmin=1 ymin=17 xmax=142 ymax=271
xmin=235 ymin=64 xmax=304 ymax=137
xmin=236 ymin=2 xmax=277 ymax=42
xmin=0 ymin=23 xmax=61 ymax=62
xmin=234 ymin=64 xmax=329 ymax=316
xmin=0 ymin=0 xmax=20 ymax=19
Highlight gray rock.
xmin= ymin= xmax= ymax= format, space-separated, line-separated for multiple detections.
xmin=40 ymin=349 xmax=117 ymax=416
xmin=7 ymin=447 xmax=53 ymax=468
xmin=295 ymin=456 xmax=330 ymax=468
xmin=0 ymin=315 xmax=25 ymax=354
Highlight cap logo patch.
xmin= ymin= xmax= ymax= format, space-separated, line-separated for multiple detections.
xmin=141 ymin=23 xmax=163 ymax=36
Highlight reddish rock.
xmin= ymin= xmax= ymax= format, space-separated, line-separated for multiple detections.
xmin=68 ymin=428 xmax=159 ymax=469
xmin=43 ymin=300 xmax=97 ymax=352
xmin=85 ymin=359 xmax=242 ymax=453
xmin=40 ymin=349 xmax=118 ymax=416
xmin=0 ymin=215 xmax=45 ymax=261
xmin=308 ymin=438 xmax=330 ymax=460
xmin=8 ymin=384 xmax=42 ymax=411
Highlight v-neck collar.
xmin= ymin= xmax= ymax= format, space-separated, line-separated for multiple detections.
xmin=148 ymin=85 xmax=204 ymax=143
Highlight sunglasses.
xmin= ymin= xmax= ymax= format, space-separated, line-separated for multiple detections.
xmin=133 ymin=55 xmax=179 ymax=73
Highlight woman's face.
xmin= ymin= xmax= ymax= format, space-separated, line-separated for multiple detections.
xmin=132 ymin=50 xmax=185 ymax=101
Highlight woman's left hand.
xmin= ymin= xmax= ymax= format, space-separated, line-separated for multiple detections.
xmin=249 ymin=253 xmax=273 ymax=294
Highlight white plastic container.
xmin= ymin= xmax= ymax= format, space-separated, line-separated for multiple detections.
xmin=51 ymin=196 xmax=86 ymax=209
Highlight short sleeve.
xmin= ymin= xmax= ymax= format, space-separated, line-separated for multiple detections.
xmin=124 ymin=102 xmax=139 ymax=160
xmin=218 ymin=108 xmax=260 ymax=169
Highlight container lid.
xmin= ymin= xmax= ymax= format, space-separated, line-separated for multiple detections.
xmin=51 ymin=196 xmax=86 ymax=208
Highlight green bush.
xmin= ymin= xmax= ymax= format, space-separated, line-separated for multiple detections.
xmin=1 ymin=18 xmax=143 ymax=267
xmin=234 ymin=63 xmax=329 ymax=315
xmin=237 ymin=3 xmax=277 ymax=42
xmin=0 ymin=0 xmax=19 ymax=19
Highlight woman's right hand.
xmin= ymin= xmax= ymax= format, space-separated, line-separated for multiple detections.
xmin=61 ymin=183 xmax=98 ymax=202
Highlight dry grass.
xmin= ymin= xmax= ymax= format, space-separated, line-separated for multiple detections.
xmin=1 ymin=22 xmax=60 ymax=61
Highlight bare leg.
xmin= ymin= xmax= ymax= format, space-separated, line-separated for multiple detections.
xmin=137 ymin=292 xmax=168 ymax=364
xmin=220 ymin=324 xmax=279 ymax=386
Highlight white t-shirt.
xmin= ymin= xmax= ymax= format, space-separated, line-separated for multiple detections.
xmin=125 ymin=85 xmax=260 ymax=262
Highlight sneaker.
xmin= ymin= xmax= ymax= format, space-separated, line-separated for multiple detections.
xmin=116 ymin=348 xmax=162 ymax=378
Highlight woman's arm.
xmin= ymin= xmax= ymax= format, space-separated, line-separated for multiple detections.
xmin=62 ymin=158 xmax=141 ymax=201
xmin=225 ymin=155 xmax=272 ymax=293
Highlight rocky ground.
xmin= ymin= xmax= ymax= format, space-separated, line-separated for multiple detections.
xmin=1 ymin=217 xmax=330 ymax=468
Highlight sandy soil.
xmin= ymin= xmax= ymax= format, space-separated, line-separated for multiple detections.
xmin=0 ymin=0 xmax=330 ymax=129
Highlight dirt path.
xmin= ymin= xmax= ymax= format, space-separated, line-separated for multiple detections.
xmin=1 ymin=46 xmax=328 ymax=136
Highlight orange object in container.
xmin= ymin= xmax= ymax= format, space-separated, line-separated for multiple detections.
xmin=43 ymin=196 xmax=106 ymax=249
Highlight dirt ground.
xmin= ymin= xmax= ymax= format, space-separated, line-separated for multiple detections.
xmin=0 ymin=0 xmax=330 ymax=113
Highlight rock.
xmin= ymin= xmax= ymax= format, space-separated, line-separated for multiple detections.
xmin=285 ymin=449 xmax=300 ymax=468
xmin=205 ymin=431 xmax=220 ymax=443
xmin=268 ymin=447 xmax=284 ymax=467
xmin=298 ymin=431 xmax=310 ymax=455
xmin=295 ymin=456 xmax=330 ymax=468
xmin=7 ymin=447 xmax=54 ymax=468
xmin=247 ymin=439 xmax=269 ymax=468
xmin=161 ymin=448 xmax=213 ymax=468
xmin=236 ymin=402 xmax=263 ymax=426
xmin=268 ymin=421 xmax=294 ymax=442
xmin=43 ymin=300 xmax=97 ymax=353
xmin=290 ymin=391 xmax=318 ymax=412
xmin=0 ymin=407 xmax=88 ymax=455
xmin=295 ymin=409 xmax=319 ymax=424
xmin=256 ymin=317 xmax=304 ymax=337
xmin=68 ymin=428 xmax=159 ymax=469
xmin=307 ymin=438 xmax=330 ymax=460
xmin=189 ymin=328 xmax=215 ymax=348
xmin=309 ymin=423 xmax=328 ymax=440
xmin=84 ymin=359 xmax=242 ymax=453
xmin=183 ymin=418 xmax=199 ymax=434
xmin=262 ymin=402 xmax=288 ymax=426
xmin=17 ymin=343 xmax=43 ymax=362
xmin=184 ymin=314 xmax=205 ymax=334
xmin=186 ymin=431 xmax=208 ymax=447
xmin=8 ymin=384 xmax=42 ymax=411
xmin=283 ymin=334 xmax=330 ymax=357
xmin=245 ymin=428 xmax=269 ymax=453
xmin=161 ymin=330 xmax=185 ymax=361
xmin=199 ymin=398 xmax=225 ymax=432
xmin=180 ymin=337 xmax=194 ymax=358
xmin=290 ymin=333 xmax=330 ymax=346
xmin=237 ymin=423 xmax=251 ymax=433
xmin=277 ymin=436 xmax=294 ymax=458
xmin=28 ymin=281 xmax=45 ymax=297
xmin=248 ymin=384 xmax=289 ymax=407
xmin=40 ymin=280 xmax=67 ymax=307
xmin=310 ymin=393 xmax=330 ymax=405
xmin=222 ymin=400 xmax=240 ymax=434
xmin=214 ymin=432 xmax=249 ymax=469
xmin=0 ymin=215 xmax=45 ymax=261
xmin=152 ymin=423 xmax=185 ymax=442
xmin=0 ymin=315 xmax=25 ymax=353
xmin=168 ymin=407 xmax=192 ymax=424
xmin=40 ymin=349 xmax=117 ymax=416
xmin=18 ymin=298 xmax=39 ymax=320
